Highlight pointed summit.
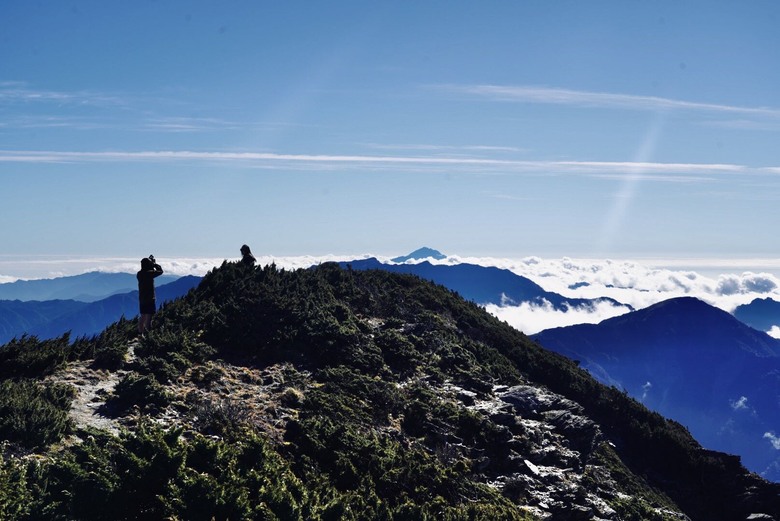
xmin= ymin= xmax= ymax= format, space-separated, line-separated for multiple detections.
xmin=391 ymin=247 xmax=446 ymax=263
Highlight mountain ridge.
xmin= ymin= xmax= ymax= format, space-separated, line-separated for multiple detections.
xmin=533 ymin=296 xmax=780 ymax=481
xmin=390 ymin=246 xmax=447 ymax=263
xmin=0 ymin=271 xmax=180 ymax=302
xmin=341 ymin=257 xmax=628 ymax=313
xmin=0 ymin=261 xmax=777 ymax=520
xmin=733 ymin=297 xmax=780 ymax=333
xmin=0 ymin=276 xmax=202 ymax=343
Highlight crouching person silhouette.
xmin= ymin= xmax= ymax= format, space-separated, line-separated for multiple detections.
xmin=137 ymin=254 xmax=164 ymax=335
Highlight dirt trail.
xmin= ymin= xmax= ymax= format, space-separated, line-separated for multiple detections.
xmin=47 ymin=340 xmax=138 ymax=434
xmin=47 ymin=340 xmax=306 ymax=440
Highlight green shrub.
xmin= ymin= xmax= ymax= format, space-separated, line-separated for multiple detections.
xmin=0 ymin=455 xmax=32 ymax=519
xmin=135 ymin=355 xmax=184 ymax=384
xmin=191 ymin=398 xmax=252 ymax=438
xmin=0 ymin=334 xmax=72 ymax=379
xmin=131 ymin=326 xmax=215 ymax=385
xmin=29 ymin=425 xmax=185 ymax=520
xmin=0 ymin=380 xmax=74 ymax=449
xmin=189 ymin=363 xmax=225 ymax=388
xmin=110 ymin=373 xmax=170 ymax=412
xmin=86 ymin=318 xmax=136 ymax=369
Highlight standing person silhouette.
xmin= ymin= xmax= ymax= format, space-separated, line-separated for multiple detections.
xmin=240 ymin=244 xmax=256 ymax=267
xmin=137 ymin=255 xmax=164 ymax=335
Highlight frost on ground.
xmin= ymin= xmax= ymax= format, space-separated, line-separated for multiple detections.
xmin=46 ymin=340 xmax=139 ymax=434
xmin=44 ymin=339 xmax=308 ymax=443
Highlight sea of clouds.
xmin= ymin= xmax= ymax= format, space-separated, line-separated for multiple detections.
xmin=456 ymin=255 xmax=780 ymax=336
xmin=399 ymin=254 xmax=780 ymax=337
xmin=1 ymin=253 xmax=779 ymax=337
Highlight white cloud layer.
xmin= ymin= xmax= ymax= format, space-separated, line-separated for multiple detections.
xmin=485 ymin=299 xmax=631 ymax=336
xmin=2 ymin=253 xmax=780 ymax=335
xmin=428 ymin=255 xmax=780 ymax=333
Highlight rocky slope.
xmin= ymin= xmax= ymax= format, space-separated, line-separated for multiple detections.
xmin=0 ymin=262 xmax=778 ymax=520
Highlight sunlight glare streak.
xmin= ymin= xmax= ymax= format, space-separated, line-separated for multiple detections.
xmin=597 ymin=113 xmax=666 ymax=252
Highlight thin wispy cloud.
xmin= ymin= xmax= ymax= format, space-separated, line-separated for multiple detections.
xmin=2 ymin=115 xmax=113 ymax=131
xmin=0 ymin=149 xmax=757 ymax=181
xmin=730 ymin=396 xmax=752 ymax=412
xmin=485 ymin=192 xmax=529 ymax=201
xmin=441 ymin=84 xmax=780 ymax=118
xmin=142 ymin=117 xmax=243 ymax=133
xmin=363 ymin=143 xmax=528 ymax=154
xmin=0 ymin=82 xmax=127 ymax=107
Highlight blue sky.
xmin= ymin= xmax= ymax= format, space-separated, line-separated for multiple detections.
xmin=2 ymin=1 xmax=780 ymax=275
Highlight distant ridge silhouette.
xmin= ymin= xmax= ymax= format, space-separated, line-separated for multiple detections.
xmin=733 ymin=297 xmax=780 ymax=332
xmin=0 ymin=276 xmax=201 ymax=343
xmin=0 ymin=271 xmax=179 ymax=302
xmin=341 ymin=257 xmax=627 ymax=312
xmin=391 ymin=247 xmax=446 ymax=263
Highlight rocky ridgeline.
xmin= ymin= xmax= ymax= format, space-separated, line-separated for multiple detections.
xmin=2 ymin=262 xmax=779 ymax=520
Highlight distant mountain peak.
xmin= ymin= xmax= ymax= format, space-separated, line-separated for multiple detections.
xmin=391 ymin=247 xmax=446 ymax=263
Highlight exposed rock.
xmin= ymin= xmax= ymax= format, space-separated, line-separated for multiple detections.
xmin=438 ymin=381 xmax=674 ymax=519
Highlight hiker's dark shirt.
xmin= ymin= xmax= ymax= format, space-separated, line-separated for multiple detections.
xmin=137 ymin=264 xmax=164 ymax=304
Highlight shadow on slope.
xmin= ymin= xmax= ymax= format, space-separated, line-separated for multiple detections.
xmin=533 ymin=296 xmax=780 ymax=481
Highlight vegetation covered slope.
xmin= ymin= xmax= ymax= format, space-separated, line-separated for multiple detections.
xmin=0 ymin=262 xmax=778 ymax=520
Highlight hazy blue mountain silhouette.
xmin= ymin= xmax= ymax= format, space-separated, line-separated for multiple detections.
xmin=0 ymin=271 xmax=179 ymax=302
xmin=533 ymin=296 xmax=780 ymax=481
xmin=391 ymin=247 xmax=446 ymax=263
xmin=0 ymin=276 xmax=201 ymax=343
xmin=0 ymin=300 xmax=90 ymax=343
xmin=341 ymin=257 xmax=627 ymax=312
xmin=733 ymin=297 xmax=780 ymax=333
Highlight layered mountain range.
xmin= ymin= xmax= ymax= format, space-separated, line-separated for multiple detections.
xmin=0 ymin=261 xmax=778 ymax=520
xmin=340 ymin=257 xmax=626 ymax=311
xmin=0 ymin=271 xmax=180 ymax=302
xmin=0 ymin=273 xmax=201 ymax=343
xmin=2 ymin=249 xmax=780 ymax=487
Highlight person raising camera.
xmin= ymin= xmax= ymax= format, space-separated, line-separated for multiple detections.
xmin=137 ymin=254 xmax=164 ymax=335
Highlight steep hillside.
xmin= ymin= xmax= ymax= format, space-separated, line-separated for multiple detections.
xmin=534 ymin=297 xmax=780 ymax=481
xmin=0 ymin=263 xmax=778 ymax=520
